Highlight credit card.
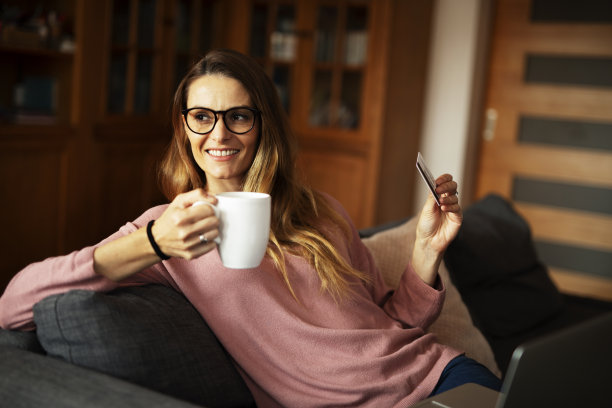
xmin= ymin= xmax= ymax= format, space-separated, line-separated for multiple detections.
xmin=416 ymin=152 xmax=441 ymax=206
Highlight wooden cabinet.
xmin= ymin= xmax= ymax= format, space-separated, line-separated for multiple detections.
xmin=223 ymin=0 xmax=434 ymax=229
xmin=0 ymin=0 xmax=221 ymax=291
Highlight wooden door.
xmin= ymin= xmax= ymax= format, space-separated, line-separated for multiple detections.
xmin=475 ymin=0 xmax=612 ymax=300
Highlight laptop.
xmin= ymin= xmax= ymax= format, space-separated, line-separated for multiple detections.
xmin=413 ymin=311 xmax=612 ymax=408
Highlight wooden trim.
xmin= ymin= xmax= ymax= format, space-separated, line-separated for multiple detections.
xmin=0 ymin=124 xmax=75 ymax=139
xmin=293 ymin=0 xmax=314 ymax=128
xmin=489 ymin=88 xmax=612 ymax=122
xmin=98 ymin=0 xmax=113 ymax=118
xmin=190 ymin=0 xmax=203 ymax=56
xmin=360 ymin=0 xmax=391 ymax=227
xmin=462 ymin=0 xmax=497 ymax=207
xmin=220 ymin=0 xmax=250 ymax=52
xmin=297 ymin=134 xmax=370 ymax=157
xmin=70 ymin=0 xmax=85 ymax=125
xmin=149 ymin=0 xmax=166 ymax=114
xmin=549 ymin=268 xmax=612 ymax=302
xmin=519 ymin=25 xmax=612 ymax=55
xmin=124 ymin=0 xmax=139 ymax=115
xmin=517 ymin=203 xmax=612 ymax=252
xmin=479 ymin=142 xmax=612 ymax=187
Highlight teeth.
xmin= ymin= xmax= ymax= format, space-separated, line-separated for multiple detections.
xmin=208 ymin=149 xmax=239 ymax=157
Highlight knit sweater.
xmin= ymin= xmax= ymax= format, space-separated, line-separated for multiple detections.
xmin=0 ymin=197 xmax=460 ymax=407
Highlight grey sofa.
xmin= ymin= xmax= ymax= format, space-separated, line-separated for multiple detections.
xmin=1 ymin=194 xmax=610 ymax=407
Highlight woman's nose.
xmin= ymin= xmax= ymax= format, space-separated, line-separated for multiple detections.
xmin=209 ymin=116 xmax=231 ymax=141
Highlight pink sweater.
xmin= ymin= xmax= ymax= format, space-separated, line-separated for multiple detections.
xmin=0 ymin=198 xmax=460 ymax=407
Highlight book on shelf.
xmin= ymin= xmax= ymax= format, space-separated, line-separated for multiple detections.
xmin=344 ymin=31 xmax=368 ymax=65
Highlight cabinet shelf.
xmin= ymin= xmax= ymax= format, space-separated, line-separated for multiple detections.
xmin=0 ymin=123 xmax=75 ymax=139
xmin=312 ymin=62 xmax=365 ymax=70
xmin=0 ymin=43 xmax=74 ymax=58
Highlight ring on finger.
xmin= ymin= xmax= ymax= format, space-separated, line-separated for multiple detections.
xmin=199 ymin=234 xmax=208 ymax=244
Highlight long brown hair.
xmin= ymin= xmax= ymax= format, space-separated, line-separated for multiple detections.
xmin=159 ymin=49 xmax=369 ymax=299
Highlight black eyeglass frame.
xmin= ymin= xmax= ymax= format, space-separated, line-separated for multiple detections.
xmin=181 ymin=106 xmax=260 ymax=135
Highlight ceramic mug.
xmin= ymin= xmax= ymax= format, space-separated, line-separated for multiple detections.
xmin=195 ymin=192 xmax=271 ymax=269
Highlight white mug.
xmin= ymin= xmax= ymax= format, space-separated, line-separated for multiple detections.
xmin=195 ymin=192 xmax=271 ymax=269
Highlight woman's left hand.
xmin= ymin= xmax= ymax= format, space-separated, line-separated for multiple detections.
xmin=412 ymin=174 xmax=462 ymax=286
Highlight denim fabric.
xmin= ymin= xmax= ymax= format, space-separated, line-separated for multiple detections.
xmin=430 ymin=354 xmax=502 ymax=396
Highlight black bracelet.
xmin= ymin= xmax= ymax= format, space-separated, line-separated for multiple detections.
xmin=146 ymin=220 xmax=170 ymax=260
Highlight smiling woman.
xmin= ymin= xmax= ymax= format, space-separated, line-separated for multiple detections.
xmin=0 ymin=49 xmax=491 ymax=408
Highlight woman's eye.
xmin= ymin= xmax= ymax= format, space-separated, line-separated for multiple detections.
xmin=193 ymin=111 xmax=214 ymax=122
xmin=230 ymin=110 xmax=251 ymax=122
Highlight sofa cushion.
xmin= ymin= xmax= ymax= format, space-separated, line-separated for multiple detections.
xmin=443 ymin=194 xmax=564 ymax=337
xmin=362 ymin=217 xmax=501 ymax=377
xmin=0 ymin=328 xmax=44 ymax=353
xmin=33 ymin=284 xmax=255 ymax=408
xmin=0 ymin=346 xmax=201 ymax=408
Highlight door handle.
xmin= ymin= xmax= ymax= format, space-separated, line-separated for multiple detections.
xmin=483 ymin=108 xmax=498 ymax=141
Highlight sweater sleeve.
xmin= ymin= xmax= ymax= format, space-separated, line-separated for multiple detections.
xmin=324 ymin=195 xmax=446 ymax=330
xmin=0 ymin=206 xmax=172 ymax=331
xmin=349 ymin=228 xmax=446 ymax=329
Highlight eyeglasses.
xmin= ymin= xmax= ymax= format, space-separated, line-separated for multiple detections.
xmin=181 ymin=106 xmax=260 ymax=135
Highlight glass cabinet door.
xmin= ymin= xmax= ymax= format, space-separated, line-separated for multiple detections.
xmin=249 ymin=1 xmax=296 ymax=111
xmin=0 ymin=0 xmax=77 ymax=125
xmin=310 ymin=3 xmax=368 ymax=129
xmin=174 ymin=0 xmax=216 ymax=88
xmin=247 ymin=0 xmax=370 ymax=131
xmin=107 ymin=0 xmax=159 ymax=115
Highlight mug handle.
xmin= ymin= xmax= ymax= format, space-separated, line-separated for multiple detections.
xmin=193 ymin=201 xmax=221 ymax=244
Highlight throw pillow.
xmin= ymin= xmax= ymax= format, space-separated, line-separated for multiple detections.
xmin=362 ymin=217 xmax=501 ymax=377
xmin=34 ymin=285 xmax=255 ymax=408
xmin=443 ymin=194 xmax=564 ymax=338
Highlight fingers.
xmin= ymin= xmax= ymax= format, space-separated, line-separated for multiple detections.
xmin=153 ymin=189 xmax=220 ymax=260
xmin=415 ymin=174 xmax=463 ymax=256
xmin=434 ymin=174 xmax=458 ymax=195
xmin=434 ymin=174 xmax=460 ymax=212
xmin=174 ymin=188 xmax=217 ymax=209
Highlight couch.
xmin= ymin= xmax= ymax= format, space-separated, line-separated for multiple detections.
xmin=1 ymin=194 xmax=610 ymax=407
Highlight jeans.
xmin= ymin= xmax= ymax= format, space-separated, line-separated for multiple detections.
xmin=429 ymin=354 xmax=503 ymax=396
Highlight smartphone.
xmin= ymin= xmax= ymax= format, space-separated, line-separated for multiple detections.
xmin=416 ymin=152 xmax=441 ymax=206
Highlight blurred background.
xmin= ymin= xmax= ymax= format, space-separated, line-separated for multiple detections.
xmin=0 ymin=0 xmax=610 ymax=300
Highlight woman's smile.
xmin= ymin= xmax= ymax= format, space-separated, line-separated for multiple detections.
xmin=206 ymin=148 xmax=240 ymax=158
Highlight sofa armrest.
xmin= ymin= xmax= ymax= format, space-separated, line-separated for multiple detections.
xmin=0 ymin=346 xmax=202 ymax=408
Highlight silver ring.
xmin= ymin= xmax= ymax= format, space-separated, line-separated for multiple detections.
xmin=199 ymin=234 xmax=208 ymax=244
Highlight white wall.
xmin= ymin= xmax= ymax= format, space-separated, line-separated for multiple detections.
xmin=414 ymin=0 xmax=485 ymax=210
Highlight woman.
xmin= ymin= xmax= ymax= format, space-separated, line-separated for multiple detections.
xmin=0 ymin=49 xmax=499 ymax=407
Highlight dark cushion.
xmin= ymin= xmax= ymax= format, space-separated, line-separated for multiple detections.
xmin=0 ymin=328 xmax=44 ymax=354
xmin=444 ymin=194 xmax=564 ymax=337
xmin=33 ymin=285 xmax=255 ymax=408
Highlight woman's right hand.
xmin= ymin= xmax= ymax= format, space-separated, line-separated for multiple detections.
xmin=94 ymin=189 xmax=219 ymax=281
xmin=152 ymin=188 xmax=220 ymax=260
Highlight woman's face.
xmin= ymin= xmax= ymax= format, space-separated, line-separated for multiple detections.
xmin=184 ymin=74 xmax=260 ymax=193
